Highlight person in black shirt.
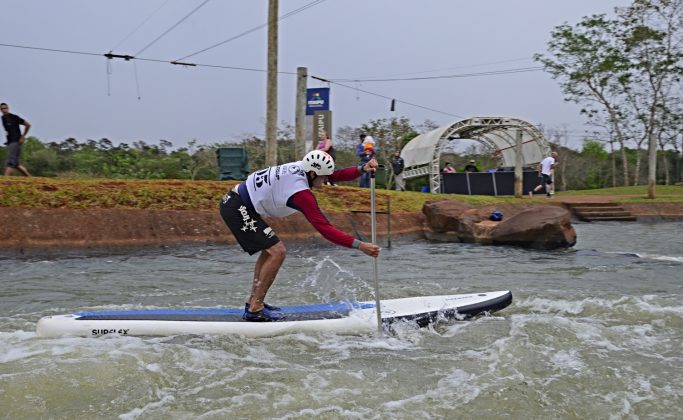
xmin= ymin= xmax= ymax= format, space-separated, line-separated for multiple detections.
xmin=464 ymin=159 xmax=479 ymax=172
xmin=1 ymin=103 xmax=31 ymax=176
xmin=391 ymin=150 xmax=405 ymax=191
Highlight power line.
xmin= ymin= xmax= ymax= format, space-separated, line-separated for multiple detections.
xmin=175 ymin=0 xmax=328 ymax=62
xmin=339 ymin=56 xmax=536 ymax=79
xmin=311 ymin=75 xmax=467 ymax=119
xmin=111 ymin=0 xmax=172 ymax=52
xmin=0 ymin=42 xmax=297 ymax=74
xmin=0 ymin=42 xmax=102 ymax=58
xmin=0 ymin=42 xmax=534 ymax=120
xmin=329 ymin=66 xmax=544 ymax=83
xmin=135 ymin=0 xmax=211 ymax=57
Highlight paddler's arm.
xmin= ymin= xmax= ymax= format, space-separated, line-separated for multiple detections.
xmin=287 ymin=190 xmax=380 ymax=257
xmin=328 ymin=159 xmax=378 ymax=183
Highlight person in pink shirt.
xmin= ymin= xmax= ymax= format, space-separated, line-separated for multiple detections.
xmin=442 ymin=162 xmax=456 ymax=174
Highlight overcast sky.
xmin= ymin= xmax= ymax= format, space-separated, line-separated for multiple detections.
xmin=0 ymin=0 xmax=632 ymax=150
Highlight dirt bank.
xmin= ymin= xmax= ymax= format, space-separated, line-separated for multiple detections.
xmin=0 ymin=200 xmax=680 ymax=255
xmin=0 ymin=207 xmax=425 ymax=254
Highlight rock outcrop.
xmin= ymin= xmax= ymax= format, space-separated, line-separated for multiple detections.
xmin=423 ymin=200 xmax=576 ymax=250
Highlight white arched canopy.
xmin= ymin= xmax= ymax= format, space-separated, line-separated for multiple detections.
xmin=401 ymin=116 xmax=551 ymax=193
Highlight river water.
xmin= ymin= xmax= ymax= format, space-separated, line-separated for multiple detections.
xmin=1 ymin=221 xmax=682 ymax=419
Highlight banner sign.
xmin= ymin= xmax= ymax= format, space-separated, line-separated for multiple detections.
xmin=306 ymin=88 xmax=330 ymax=115
xmin=312 ymin=110 xmax=332 ymax=150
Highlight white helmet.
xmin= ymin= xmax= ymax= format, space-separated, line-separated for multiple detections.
xmin=302 ymin=150 xmax=335 ymax=176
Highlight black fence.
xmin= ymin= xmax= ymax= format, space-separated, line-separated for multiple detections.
xmin=442 ymin=170 xmax=546 ymax=196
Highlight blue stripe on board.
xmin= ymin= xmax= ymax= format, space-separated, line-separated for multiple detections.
xmin=75 ymin=302 xmax=375 ymax=318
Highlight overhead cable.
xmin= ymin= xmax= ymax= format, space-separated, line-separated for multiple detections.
xmin=329 ymin=67 xmax=544 ymax=83
xmin=1 ymin=42 xmax=531 ymax=119
xmin=311 ymin=75 xmax=467 ymax=119
xmin=110 ymin=0 xmax=172 ymax=52
xmin=0 ymin=42 xmax=296 ymax=74
xmin=135 ymin=0 xmax=211 ymax=57
xmin=349 ymin=56 xmax=535 ymax=79
xmin=0 ymin=42 xmax=102 ymax=57
xmin=175 ymin=0 xmax=327 ymax=62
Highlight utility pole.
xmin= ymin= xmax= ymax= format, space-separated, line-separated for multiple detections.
xmin=265 ymin=0 xmax=278 ymax=167
xmin=647 ymin=131 xmax=657 ymax=199
xmin=295 ymin=66 xmax=308 ymax=159
xmin=514 ymin=129 xmax=523 ymax=198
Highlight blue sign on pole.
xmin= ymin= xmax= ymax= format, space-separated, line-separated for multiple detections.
xmin=306 ymin=88 xmax=330 ymax=115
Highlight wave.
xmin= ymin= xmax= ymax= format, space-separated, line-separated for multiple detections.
xmin=633 ymin=253 xmax=683 ymax=263
xmin=601 ymin=251 xmax=683 ymax=263
xmin=515 ymin=295 xmax=683 ymax=318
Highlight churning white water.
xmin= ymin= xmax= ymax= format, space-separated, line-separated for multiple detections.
xmin=1 ymin=221 xmax=682 ymax=418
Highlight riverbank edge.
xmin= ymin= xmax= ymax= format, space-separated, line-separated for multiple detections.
xmin=0 ymin=207 xmax=426 ymax=256
xmin=1 ymin=202 xmax=682 ymax=256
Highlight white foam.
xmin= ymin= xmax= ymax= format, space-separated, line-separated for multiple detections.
xmin=118 ymin=394 xmax=175 ymax=420
xmin=382 ymin=368 xmax=482 ymax=411
xmin=145 ymin=363 xmax=162 ymax=373
xmin=0 ymin=347 xmax=46 ymax=363
xmin=635 ymin=253 xmax=683 ymax=263
xmin=517 ymin=296 xmax=630 ymax=315
xmin=279 ymin=405 xmax=365 ymax=419
xmin=634 ymin=297 xmax=683 ymax=316
xmin=550 ymin=349 xmax=585 ymax=373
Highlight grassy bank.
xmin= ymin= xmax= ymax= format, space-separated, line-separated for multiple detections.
xmin=0 ymin=177 xmax=681 ymax=212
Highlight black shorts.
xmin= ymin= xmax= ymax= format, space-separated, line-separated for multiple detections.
xmin=540 ymin=174 xmax=553 ymax=185
xmin=219 ymin=191 xmax=280 ymax=255
xmin=5 ymin=142 xmax=21 ymax=168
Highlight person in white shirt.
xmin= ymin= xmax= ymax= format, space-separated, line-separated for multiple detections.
xmin=219 ymin=150 xmax=380 ymax=322
xmin=529 ymin=151 xmax=558 ymax=198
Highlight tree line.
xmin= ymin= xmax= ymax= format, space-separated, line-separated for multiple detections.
xmin=1 ymin=116 xmax=680 ymax=191
xmin=3 ymin=0 xmax=683 ymax=193
xmin=536 ymin=0 xmax=683 ymax=197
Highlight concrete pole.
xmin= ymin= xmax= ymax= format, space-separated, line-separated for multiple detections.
xmin=295 ymin=67 xmax=308 ymax=159
xmin=265 ymin=0 xmax=279 ymax=167
xmin=647 ymin=131 xmax=657 ymax=199
xmin=514 ymin=128 xmax=523 ymax=198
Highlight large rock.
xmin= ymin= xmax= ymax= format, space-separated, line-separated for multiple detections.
xmin=490 ymin=206 xmax=576 ymax=249
xmin=422 ymin=200 xmax=576 ymax=250
xmin=422 ymin=200 xmax=474 ymax=236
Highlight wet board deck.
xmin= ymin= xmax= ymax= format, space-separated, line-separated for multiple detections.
xmin=36 ymin=290 xmax=512 ymax=338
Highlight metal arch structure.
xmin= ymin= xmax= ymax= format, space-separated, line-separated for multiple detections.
xmin=401 ymin=116 xmax=551 ymax=193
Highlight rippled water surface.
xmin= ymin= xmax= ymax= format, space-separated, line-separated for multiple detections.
xmin=1 ymin=221 xmax=682 ymax=419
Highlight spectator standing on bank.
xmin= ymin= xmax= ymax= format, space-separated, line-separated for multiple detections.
xmin=391 ymin=150 xmax=405 ymax=191
xmin=356 ymin=132 xmax=374 ymax=188
xmin=362 ymin=135 xmax=376 ymax=152
xmin=316 ymin=130 xmax=336 ymax=185
xmin=356 ymin=133 xmax=367 ymax=161
xmin=1 ymin=103 xmax=31 ymax=177
xmin=464 ymin=160 xmax=479 ymax=172
xmin=316 ymin=130 xmax=335 ymax=162
xmin=529 ymin=151 xmax=558 ymax=198
xmin=442 ymin=162 xmax=456 ymax=174
xmin=359 ymin=147 xmax=373 ymax=188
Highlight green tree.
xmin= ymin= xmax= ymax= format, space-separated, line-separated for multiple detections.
xmin=618 ymin=0 xmax=683 ymax=196
xmin=537 ymin=0 xmax=683 ymax=197
xmin=536 ymin=14 xmax=633 ymax=186
xmin=581 ymin=139 xmax=610 ymax=189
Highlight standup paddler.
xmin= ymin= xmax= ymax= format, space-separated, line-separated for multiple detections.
xmin=220 ymin=150 xmax=381 ymax=322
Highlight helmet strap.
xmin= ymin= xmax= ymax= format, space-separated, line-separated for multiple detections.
xmin=306 ymin=171 xmax=316 ymax=188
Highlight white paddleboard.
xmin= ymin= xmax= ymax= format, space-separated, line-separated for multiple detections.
xmin=36 ymin=290 xmax=512 ymax=338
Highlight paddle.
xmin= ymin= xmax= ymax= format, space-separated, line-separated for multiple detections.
xmin=370 ymin=170 xmax=382 ymax=335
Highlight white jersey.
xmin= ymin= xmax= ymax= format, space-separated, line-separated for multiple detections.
xmin=244 ymin=161 xmax=309 ymax=218
xmin=540 ymin=156 xmax=555 ymax=175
